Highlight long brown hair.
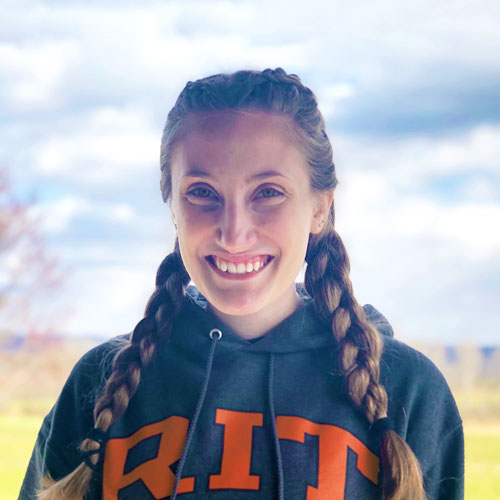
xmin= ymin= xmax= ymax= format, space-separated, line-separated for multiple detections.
xmin=39 ymin=68 xmax=425 ymax=500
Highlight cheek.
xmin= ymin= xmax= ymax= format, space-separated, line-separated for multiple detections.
xmin=262 ymin=203 xmax=311 ymax=233
xmin=178 ymin=203 xmax=215 ymax=226
xmin=176 ymin=205 xmax=217 ymax=257
xmin=259 ymin=208 xmax=312 ymax=256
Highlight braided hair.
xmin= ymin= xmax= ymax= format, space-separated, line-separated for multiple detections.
xmin=38 ymin=244 xmax=190 ymax=499
xmin=39 ymin=68 xmax=425 ymax=500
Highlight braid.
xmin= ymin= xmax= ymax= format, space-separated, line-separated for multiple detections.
xmin=38 ymin=243 xmax=190 ymax=500
xmin=305 ymin=227 xmax=425 ymax=500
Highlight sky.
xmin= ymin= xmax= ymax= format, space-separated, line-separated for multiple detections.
xmin=1 ymin=0 xmax=499 ymax=345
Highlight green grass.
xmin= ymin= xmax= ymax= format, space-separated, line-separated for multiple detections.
xmin=2 ymin=410 xmax=500 ymax=499
xmin=464 ymin=421 xmax=500 ymax=500
xmin=455 ymin=388 xmax=500 ymax=420
xmin=0 ymin=413 xmax=44 ymax=499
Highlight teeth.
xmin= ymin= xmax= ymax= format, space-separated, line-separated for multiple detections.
xmin=214 ymin=256 xmax=269 ymax=274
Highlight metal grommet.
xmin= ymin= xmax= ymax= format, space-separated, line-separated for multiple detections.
xmin=209 ymin=328 xmax=222 ymax=340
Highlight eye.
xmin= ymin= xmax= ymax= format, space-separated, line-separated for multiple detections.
xmin=255 ymin=187 xmax=284 ymax=199
xmin=187 ymin=186 xmax=218 ymax=200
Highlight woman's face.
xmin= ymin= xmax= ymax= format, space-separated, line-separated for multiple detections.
xmin=169 ymin=111 xmax=331 ymax=333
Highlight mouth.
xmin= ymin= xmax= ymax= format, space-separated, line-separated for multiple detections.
xmin=205 ymin=255 xmax=274 ymax=277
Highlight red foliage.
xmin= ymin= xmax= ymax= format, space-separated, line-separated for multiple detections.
xmin=0 ymin=166 xmax=68 ymax=345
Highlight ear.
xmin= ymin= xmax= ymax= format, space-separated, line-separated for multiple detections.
xmin=310 ymin=190 xmax=334 ymax=234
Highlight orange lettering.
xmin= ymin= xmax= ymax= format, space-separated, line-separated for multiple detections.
xmin=102 ymin=416 xmax=194 ymax=500
xmin=277 ymin=416 xmax=379 ymax=500
xmin=209 ymin=409 xmax=264 ymax=490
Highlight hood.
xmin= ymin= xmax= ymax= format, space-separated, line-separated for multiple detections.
xmin=169 ymin=283 xmax=393 ymax=355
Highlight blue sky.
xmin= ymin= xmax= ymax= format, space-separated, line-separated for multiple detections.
xmin=1 ymin=0 xmax=499 ymax=344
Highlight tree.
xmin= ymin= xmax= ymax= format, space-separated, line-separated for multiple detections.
xmin=0 ymin=166 xmax=67 ymax=345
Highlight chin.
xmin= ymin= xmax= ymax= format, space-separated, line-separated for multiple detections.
xmin=206 ymin=289 xmax=270 ymax=317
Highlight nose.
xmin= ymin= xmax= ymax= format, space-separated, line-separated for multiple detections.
xmin=215 ymin=200 xmax=258 ymax=252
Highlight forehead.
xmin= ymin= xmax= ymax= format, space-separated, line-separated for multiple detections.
xmin=171 ymin=111 xmax=309 ymax=179
xmin=182 ymin=110 xmax=297 ymax=145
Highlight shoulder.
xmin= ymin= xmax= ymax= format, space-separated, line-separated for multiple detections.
xmin=379 ymin=335 xmax=463 ymax=444
xmin=362 ymin=304 xmax=456 ymax=406
xmin=380 ymin=335 xmax=451 ymax=394
xmin=65 ymin=333 xmax=130 ymax=388
xmin=380 ymin=338 xmax=464 ymax=498
xmin=361 ymin=304 xmax=456 ymax=410
xmin=30 ymin=334 xmax=131 ymax=482
xmin=51 ymin=334 xmax=130 ymax=423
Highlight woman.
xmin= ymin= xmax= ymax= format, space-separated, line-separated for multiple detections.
xmin=20 ymin=68 xmax=464 ymax=500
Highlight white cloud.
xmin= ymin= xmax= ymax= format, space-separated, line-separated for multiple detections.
xmin=32 ymin=105 xmax=159 ymax=182
xmin=0 ymin=40 xmax=79 ymax=109
xmin=53 ymin=239 xmax=173 ymax=337
xmin=110 ymin=203 xmax=134 ymax=222
xmin=58 ymin=264 xmax=161 ymax=337
xmin=31 ymin=195 xmax=137 ymax=234
xmin=427 ymin=126 xmax=500 ymax=174
xmin=337 ymin=177 xmax=500 ymax=259
xmin=389 ymin=199 xmax=499 ymax=259
xmin=317 ymin=83 xmax=357 ymax=119
xmin=0 ymin=1 xmax=315 ymax=115
xmin=461 ymin=177 xmax=498 ymax=201
xmin=32 ymin=196 xmax=85 ymax=233
xmin=332 ymin=124 xmax=500 ymax=190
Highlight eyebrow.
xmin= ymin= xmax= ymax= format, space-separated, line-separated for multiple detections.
xmin=183 ymin=168 xmax=289 ymax=183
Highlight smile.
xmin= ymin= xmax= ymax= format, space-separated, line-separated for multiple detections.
xmin=206 ymin=255 xmax=273 ymax=275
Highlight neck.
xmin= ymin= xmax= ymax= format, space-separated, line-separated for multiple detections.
xmin=207 ymin=288 xmax=306 ymax=340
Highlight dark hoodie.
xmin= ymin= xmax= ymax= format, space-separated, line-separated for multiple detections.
xmin=19 ymin=284 xmax=464 ymax=500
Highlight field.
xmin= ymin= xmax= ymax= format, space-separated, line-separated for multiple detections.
xmin=464 ymin=420 xmax=500 ymax=499
xmin=1 ymin=412 xmax=45 ymax=499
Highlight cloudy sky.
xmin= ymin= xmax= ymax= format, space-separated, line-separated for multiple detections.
xmin=1 ymin=0 xmax=499 ymax=345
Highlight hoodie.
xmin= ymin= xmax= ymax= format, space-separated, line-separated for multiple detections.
xmin=19 ymin=284 xmax=464 ymax=500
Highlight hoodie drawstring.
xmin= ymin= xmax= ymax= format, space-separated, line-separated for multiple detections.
xmin=171 ymin=328 xmax=222 ymax=500
xmin=268 ymin=353 xmax=285 ymax=500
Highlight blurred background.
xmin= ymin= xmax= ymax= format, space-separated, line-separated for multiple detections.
xmin=1 ymin=0 xmax=499 ymax=498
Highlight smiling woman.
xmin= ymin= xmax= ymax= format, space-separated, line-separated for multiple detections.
xmin=19 ymin=69 xmax=464 ymax=500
